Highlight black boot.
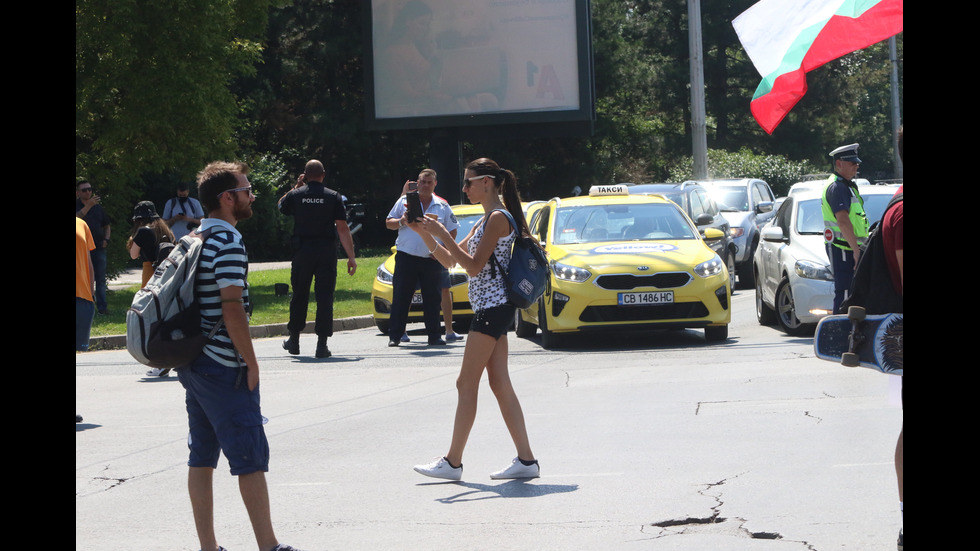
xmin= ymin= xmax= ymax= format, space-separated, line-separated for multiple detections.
xmin=282 ymin=334 xmax=300 ymax=355
xmin=315 ymin=337 xmax=331 ymax=358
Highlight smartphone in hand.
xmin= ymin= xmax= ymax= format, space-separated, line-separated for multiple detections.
xmin=406 ymin=191 xmax=424 ymax=222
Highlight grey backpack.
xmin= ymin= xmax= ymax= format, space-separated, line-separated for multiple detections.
xmin=126 ymin=228 xmax=224 ymax=368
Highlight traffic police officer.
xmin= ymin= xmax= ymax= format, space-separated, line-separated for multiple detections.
xmin=821 ymin=143 xmax=869 ymax=314
xmin=278 ymin=160 xmax=357 ymax=358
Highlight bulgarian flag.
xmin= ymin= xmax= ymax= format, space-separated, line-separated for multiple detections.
xmin=733 ymin=0 xmax=903 ymax=134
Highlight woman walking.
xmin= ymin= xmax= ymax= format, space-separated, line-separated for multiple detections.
xmin=409 ymin=158 xmax=539 ymax=481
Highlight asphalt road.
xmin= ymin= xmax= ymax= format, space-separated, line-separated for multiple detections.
xmin=76 ymin=290 xmax=903 ymax=551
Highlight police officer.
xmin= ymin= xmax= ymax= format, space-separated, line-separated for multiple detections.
xmin=821 ymin=143 xmax=869 ymax=314
xmin=278 ymin=160 xmax=357 ymax=358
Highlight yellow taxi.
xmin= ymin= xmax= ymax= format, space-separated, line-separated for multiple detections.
xmin=514 ymin=185 xmax=731 ymax=347
xmin=371 ymin=202 xmax=546 ymax=334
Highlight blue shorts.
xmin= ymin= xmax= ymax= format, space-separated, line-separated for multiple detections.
xmin=177 ymin=355 xmax=269 ymax=476
xmin=440 ymin=268 xmax=451 ymax=289
xmin=470 ymin=304 xmax=516 ymax=339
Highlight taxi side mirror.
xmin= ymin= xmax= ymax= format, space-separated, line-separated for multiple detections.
xmin=703 ymin=228 xmax=725 ymax=241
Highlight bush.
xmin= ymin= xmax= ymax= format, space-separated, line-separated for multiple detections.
xmin=669 ymin=148 xmax=822 ymax=197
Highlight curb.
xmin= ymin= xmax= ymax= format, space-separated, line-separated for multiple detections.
xmin=88 ymin=315 xmax=377 ymax=351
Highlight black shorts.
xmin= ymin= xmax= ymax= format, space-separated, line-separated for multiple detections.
xmin=470 ymin=304 xmax=516 ymax=339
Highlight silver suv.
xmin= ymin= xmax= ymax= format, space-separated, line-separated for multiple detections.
xmin=689 ymin=179 xmax=776 ymax=288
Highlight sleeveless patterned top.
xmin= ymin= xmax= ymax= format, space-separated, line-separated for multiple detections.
xmin=467 ymin=210 xmax=516 ymax=311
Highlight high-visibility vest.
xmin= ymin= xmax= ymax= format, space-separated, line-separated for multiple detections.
xmin=821 ymin=175 xmax=868 ymax=251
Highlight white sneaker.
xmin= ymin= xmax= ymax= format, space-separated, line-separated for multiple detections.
xmin=413 ymin=457 xmax=462 ymax=481
xmin=145 ymin=367 xmax=171 ymax=377
xmin=490 ymin=457 xmax=540 ymax=479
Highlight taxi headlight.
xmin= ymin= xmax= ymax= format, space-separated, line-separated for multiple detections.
xmin=553 ymin=262 xmax=591 ymax=282
xmin=795 ymin=260 xmax=833 ymax=281
xmin=376 ymin=264 xmax=394 ymax=284
xmin=694 ymin=256 xmax=725 ymax=278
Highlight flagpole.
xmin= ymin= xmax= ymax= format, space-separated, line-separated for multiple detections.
xmin=688 ymin=0 xmax=708 ymax=179
xmin=889 ymin=36 xmax=903 ymax=178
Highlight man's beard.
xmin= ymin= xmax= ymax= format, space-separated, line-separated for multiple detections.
xmin=233 ymin=198 xmax=253 ymax=221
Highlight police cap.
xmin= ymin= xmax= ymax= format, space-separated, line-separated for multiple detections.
xmin=829 ymin=143 xmax=862 ymax=163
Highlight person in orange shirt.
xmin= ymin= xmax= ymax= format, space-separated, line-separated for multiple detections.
xmin=76 ymin=217 xmax=96 ymax=351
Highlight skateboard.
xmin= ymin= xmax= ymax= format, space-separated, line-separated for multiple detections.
xmin=814 ymin=306 xmax=903 ymax=375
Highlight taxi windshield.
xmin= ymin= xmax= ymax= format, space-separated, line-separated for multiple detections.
xmin=454 ymin=213 xmax=483 ymax=243
xmin=554 ymin=202 xmax=697 ymax=244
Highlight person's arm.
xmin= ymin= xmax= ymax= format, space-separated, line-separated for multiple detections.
xmin=834 ymin=210 xmax=861 ymax=264
xmin=220 ymin=284 xmax=260 ymax=390
xmin=896 ymin=249 xmax=903 ymax=290
xmin=336 ymin=220 xmax=358 ymax=275
xmin=410 ymin=224 xmax=455 ymax=269
xmin=415 ymin=212 xmax=508 ymax=277
xmin=102 ymin=223 xmax=111 ymax=249
xmin=386 ymin=196 xmax=408 ymax=231
xmin=128 ymin=240 xmax=141 ymax=260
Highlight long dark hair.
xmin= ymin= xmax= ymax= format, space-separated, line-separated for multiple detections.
xmin=465 ymin=158 xmax=532 ymax=239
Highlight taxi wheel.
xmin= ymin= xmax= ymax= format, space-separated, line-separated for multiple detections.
xmin=375 ymin=319 xmax=390 ymax=334
xmin=704 ymin=325 xmax=729 ymax=342
xmin=514 ymin=308 xmax=537 ymax=339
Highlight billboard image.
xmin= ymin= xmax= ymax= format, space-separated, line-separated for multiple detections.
xmin=365 ymin=0 xmax=594 ymax=131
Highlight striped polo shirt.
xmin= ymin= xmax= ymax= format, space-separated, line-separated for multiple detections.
xmin=195 ymin=218 xmax=250 ymax=367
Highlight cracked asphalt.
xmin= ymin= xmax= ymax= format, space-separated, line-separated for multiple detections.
xmin=76 ymin=291 xmax=903 ymax=550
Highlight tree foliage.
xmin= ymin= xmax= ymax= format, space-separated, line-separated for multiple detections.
xmin=77 ymin=0 xmax=902 ymax=266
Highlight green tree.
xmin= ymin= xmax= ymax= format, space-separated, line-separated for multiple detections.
xmin=76 ymin=0 xmax=271 ymax=272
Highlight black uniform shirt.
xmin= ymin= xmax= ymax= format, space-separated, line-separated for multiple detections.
xmin=278 ymin=182 xmax=347 ymax=241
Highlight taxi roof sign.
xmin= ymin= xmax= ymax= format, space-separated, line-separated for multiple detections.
xmin=589 ymin=184 xmax=630 ymax=196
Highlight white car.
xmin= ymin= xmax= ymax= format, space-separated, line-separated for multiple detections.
xmin=753 ymin=184 xmax=900 ymax=335
xmin=788 ymin=178 xmax=870 ymax=197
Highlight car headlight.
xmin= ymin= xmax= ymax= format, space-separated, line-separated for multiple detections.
xmin=553 ymin=262 xmax=591 ymax=282
xmin=794 ymin=260 xmax=834 ymax=281
xmin=730 ymin=227 xmax=745 ymax=238
xmin=376 ymin=264 xmax=394 ymax=284
xmin=694 ymin=255 xmax=725 ymax=278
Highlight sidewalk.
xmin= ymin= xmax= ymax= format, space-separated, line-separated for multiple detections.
xmin=95 ymin=262 xmax=376 ymax=350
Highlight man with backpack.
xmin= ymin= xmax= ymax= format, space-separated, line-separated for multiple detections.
xmin=178 ymin=161 xmax=305 ymax=551
xmin=882 ymin=129 xmax=904 ymax=551
xmin=163 ymin=182 xmax=205 ymax=240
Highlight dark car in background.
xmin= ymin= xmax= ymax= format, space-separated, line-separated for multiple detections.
xmin=694 ymin=179 xmax=776 ymax=288
xmin=628 ymin=183 xmax=738 ymax=290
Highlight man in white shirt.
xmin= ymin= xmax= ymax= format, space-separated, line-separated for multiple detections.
xmin=384 ymin=168 xmax=459 ymax=347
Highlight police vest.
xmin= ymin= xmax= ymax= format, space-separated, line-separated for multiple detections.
xmin=821 ymin=176 xmax=868 ymax=251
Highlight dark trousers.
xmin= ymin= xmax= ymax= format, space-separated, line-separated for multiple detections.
xmin=388 ymin=251 xmax=443 ymax=342
xmin=826 ymin=243 xmax=855 ymax=314
xmin=288 ymin=239 xmax=337 ymax=337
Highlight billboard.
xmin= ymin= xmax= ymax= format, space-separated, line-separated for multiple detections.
xmin=364 ymin=0 xmax=594 ymax=132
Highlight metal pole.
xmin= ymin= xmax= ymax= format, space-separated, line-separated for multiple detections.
xmin=688 ymin=0 xmax=708 ymax=179
xmin=889 ymin=36 xmax=903 ymax=178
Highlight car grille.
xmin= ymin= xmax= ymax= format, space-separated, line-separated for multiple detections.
xmin=449 ymin=273 xmax=468 ymax=287
xmin=579 ymin=302 xmax=709 ymax=322
xmin=594 ymin=272 xmax=692 ymax=290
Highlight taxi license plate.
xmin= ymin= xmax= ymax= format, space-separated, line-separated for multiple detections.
xmin=618 ymin=291 xmax=674 ymax=305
